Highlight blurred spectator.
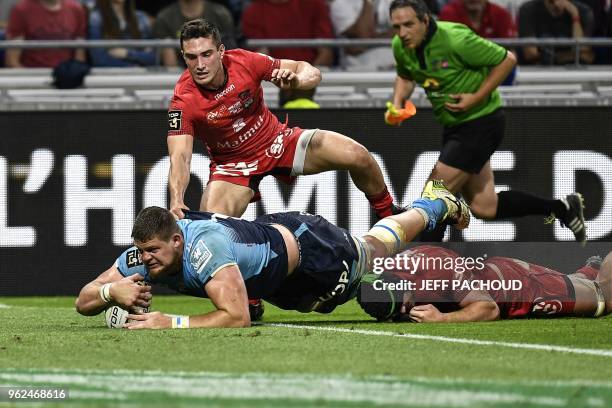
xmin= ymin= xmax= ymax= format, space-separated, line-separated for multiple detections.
xmin=439 ymin=0 xmax=517 ymax=38
xmin=242 ymin=0 xmax=334 ymax=67
xmin=329 ymin=0 xmax=395 ymax=70
xmin=6 ymin=0 xmax=87 ymax=68
xmin=282 ymin=88 xmax=320 ymax=109
xmin=210 ymin=0 xmax=249 ymax=25
xmin=88 ymin=0 xmax=156 ymax=66
xmin=518 ymin=0 xmax=594 ymax=64
xmin=153 ymin=0 xmax=237 ymax=67
xmin=134 ymin=0 xmax=173 ymax=20
xmin=575 ymin=0 xmax=612 ymax=62
xmin=0 ymin=0 xmax=18 ymax=29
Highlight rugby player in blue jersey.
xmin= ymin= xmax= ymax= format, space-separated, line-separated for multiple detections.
xmin=75 ymin=181 xmax=470 ymax=329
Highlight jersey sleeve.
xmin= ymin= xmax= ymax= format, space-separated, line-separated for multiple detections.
xmin=188 ymin=226 xmax=238 ymax=286
xmin=453 ymin=26 xmax=507 ymax=68
xmin=246 ymin=50 xmax=281 ymax=82
xmin=391 ymin=36 xmax=413 ymax=80
xmin=167 ymin=92 xmax=195 ymax=137
xmin=114 ymin=246 xmax=147 ymax=278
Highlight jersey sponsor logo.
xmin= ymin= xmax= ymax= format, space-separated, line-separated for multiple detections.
xmin=168 ymin=110 xmax=182 ymax=130
xmin=318 ymin=261 xmax=350 ymax=302
xmin=431 ymin=59 xmax=449 ymax=71
xmin=232 ymin=118 xmax=247 ymax=133
xmin=265 ymin=128 xmax=292 ymax=159
xmin=215 ymin=83 xmax=235 ymax=100
xmin=126 ymin=249 xmax=143 ymax=268
xmin=423 ymin=78 xmax=440 ymax=90
xmin=531 ymin=298 xmax=563 ymax=315
xmin=207 ymin=105 xmax=228 ymax=124
xmin=228 ymin=101 xmax=243 ymax=115
xmin=216 ymin=114 xmax=264 ymax=150
xmin=213 ymin=160 xmax=258 ymax=177
xmin=239 ymin=90 xmax=254 ymax=109
xmin=190 ymin=239 xmax=213 ymax=272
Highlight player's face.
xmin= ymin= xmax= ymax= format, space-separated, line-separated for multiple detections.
xmin=390 ymin=6 xmax=429 ymax=49
xmin=182 ymin=37 xmax=226 ymax=88
xmin=464 ymin=0 xmax=487 ymax=13
xmin=135 ymin=234 xmax=183 ymax=278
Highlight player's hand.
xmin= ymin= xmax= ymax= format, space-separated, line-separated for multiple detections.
xmin=270 ymin=68 xmax=298 ymax=90
xmin=170 ymin=204 xmax=190 ymax=220
xmin=109 ymin=274 xmax=152 ymax=311
xmin=384 ymin=101 xmax=416 ymax=126
xmin=124 ymin=311 xmax=171 ymax=330
xmin=408 ymin=304 xmax=446 ymax=323
xmin=445 ymin=93 xmax=480 ymax=112
xmin=557 ymin=0 xmax=579 ymax=18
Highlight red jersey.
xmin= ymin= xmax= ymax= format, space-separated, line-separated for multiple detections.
xmin=439 ymin=0 xmax=517 ymax=39
xmin=391 ymin=245 xmax=577 ymax=318
xmin=167 ymin=49 xmax=284 ymax=164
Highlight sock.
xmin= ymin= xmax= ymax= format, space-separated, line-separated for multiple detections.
xmin=495 ymin=191 xmax=567 ymax=219
xmin=410 ymin=198 xmax=447 ymax=231
xmin=367 ymin=186 xmax=394 ymax=219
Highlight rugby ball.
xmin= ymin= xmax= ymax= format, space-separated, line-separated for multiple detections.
xmin=105 ymin=305 xmax=149 ymax=329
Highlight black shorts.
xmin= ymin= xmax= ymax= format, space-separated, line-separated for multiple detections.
xmin=255 ymin=212 xmax=360 ymax=313
xmin=439 ymin=108 xmax=505 ymax=173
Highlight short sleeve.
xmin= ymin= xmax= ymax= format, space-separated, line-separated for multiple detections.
xmin=188 ymin=228 xmax=238 ymax=285
xmin=6 ymin=5 xmax=25 ymax=39
xmin=392 ymin=36 xmax=412 ymax=79
xmin=167 ymin=93 xmax=195 ymax=137
xmin=246 ymin=50 xmax=280 ymax=82
xmin=115 ymin=247 xmax=147 ymax=278
xmin=453 ymin=26 xmax=507 ymax=67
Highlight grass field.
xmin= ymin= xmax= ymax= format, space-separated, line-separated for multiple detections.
xmin=0 ymin=296 xmax=611 ymax=407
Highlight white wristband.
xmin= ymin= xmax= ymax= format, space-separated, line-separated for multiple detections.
xmin=99 ymin=283 xmax=113 ymax=304
xmin=171 ymin=315 xmax=190 ymax=329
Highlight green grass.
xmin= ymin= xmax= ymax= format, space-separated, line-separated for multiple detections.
xmin=0 ymin=296 xmax=611 ymax=407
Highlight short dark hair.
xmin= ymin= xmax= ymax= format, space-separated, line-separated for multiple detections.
xmin=389 ymin=0 xmax=431 ymax=21
xmin=132 ymin=206 xmax=180 ymax=242
xmin=179 ymin=18 xmax=222 ymax=50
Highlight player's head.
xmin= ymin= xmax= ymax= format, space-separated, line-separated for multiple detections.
xmin=463 ymin=0 xmax=488 ymax=14
xmin=132 ymin=206 xmax=183 ymax=278
xmin=180 ymin=18 xmax=225 ymax=88
xmin=389 ymin=0 xmax=431 ymax=50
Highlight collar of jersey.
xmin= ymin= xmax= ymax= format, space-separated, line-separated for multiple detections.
xmin=416 ymin=19 xmax=438 ymax=53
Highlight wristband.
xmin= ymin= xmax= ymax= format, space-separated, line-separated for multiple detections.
xmin=172 ymin=315 xmax=190 ymax=329
xmin=99 ymin=283 xmax=113 ymax=304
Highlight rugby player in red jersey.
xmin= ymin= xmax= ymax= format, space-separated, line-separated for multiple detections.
xmin=359 ymin=245 xmax=611 ymax=322
xmin=166 ymin=19 xmax=399 ymax=222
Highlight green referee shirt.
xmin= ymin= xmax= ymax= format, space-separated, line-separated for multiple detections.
xmin=392 ymin=20 xmax=507 ymax=127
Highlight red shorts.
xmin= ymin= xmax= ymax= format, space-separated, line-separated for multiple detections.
xmin=208 ymin=127 xmax=317 ymax=201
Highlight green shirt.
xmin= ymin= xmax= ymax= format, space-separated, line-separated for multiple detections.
xmin=392 ymin=21 xmax=507 ymax=127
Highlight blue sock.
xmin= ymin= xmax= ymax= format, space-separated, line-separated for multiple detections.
xmin=411 ymin=198 xmax=448 ymax=231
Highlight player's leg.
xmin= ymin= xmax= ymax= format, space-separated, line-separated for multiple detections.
xmin=300 ymin=129 xmax=397 ymax=218
xmin=199 ymin=180 xmax=254 ymax=217
xmin=363 ymin=180 xmax=470 ymax=259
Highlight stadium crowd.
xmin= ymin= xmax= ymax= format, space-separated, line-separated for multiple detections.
xmin=0 ymin=0 xmax=611 ymax=70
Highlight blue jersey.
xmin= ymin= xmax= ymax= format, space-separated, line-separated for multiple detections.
xmin=115 ymin=213 xmax=289 ymax=298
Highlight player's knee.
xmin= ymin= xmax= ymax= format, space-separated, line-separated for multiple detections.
xmin=469 ymin=201 xmax=496 ymax=220
xmin=347 ymin=142 xmax=375 ymax=170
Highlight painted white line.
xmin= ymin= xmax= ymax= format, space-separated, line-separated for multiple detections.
xmin=262 ymin=323 xmax=612 ymax=358
xmin=0 ymin=370 xmax=570 ymax=407
xmin=0 ymin=304 xmax=10 ymax=309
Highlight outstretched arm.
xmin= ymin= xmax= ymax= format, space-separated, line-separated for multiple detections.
xmin=167 ymin=134 xmax=194 ymax=219
xmin=125 ymin=265 xmax=251 ymax=329
xmin=408 ymin=290 xmax=499 ymax=323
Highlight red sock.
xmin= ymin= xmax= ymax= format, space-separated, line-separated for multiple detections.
xmin=367 ymin=187 xmax=394 ymax=219
xmin=574 ymin=265 xmax=599 ymax=280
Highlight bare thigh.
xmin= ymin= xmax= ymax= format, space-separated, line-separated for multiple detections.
xmin=569 ymin=276 xmax=599 ymax=317
xmin=199 ymin=180 xmax=254 ymax=217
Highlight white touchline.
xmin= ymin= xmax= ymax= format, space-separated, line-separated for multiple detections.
xmin=261 ymin=323 xmax=612 ymax=358
xmin=0 ymin=304 xmax=10 ymax=308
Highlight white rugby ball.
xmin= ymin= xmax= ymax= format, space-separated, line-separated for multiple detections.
xmin=105 ymin=305 xmax=149 ymax=329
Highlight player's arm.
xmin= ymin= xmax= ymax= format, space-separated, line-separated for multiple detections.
xmin=445 ymin=50 xmax=516 ymax=113
xmin=408 ymin=290 xmax=499 ymax=323
xmin=125 ymin=265 xmax=251 ymax=329
xmin=271 ymin=59 xmax=322 ymax=90
xmin=391 ymin=75 xmax=416 ymax=109
xmin=167 ymin=133 xmax=194 ymax=219
xmin=74 ymin=266 xmax=152 ymax=316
